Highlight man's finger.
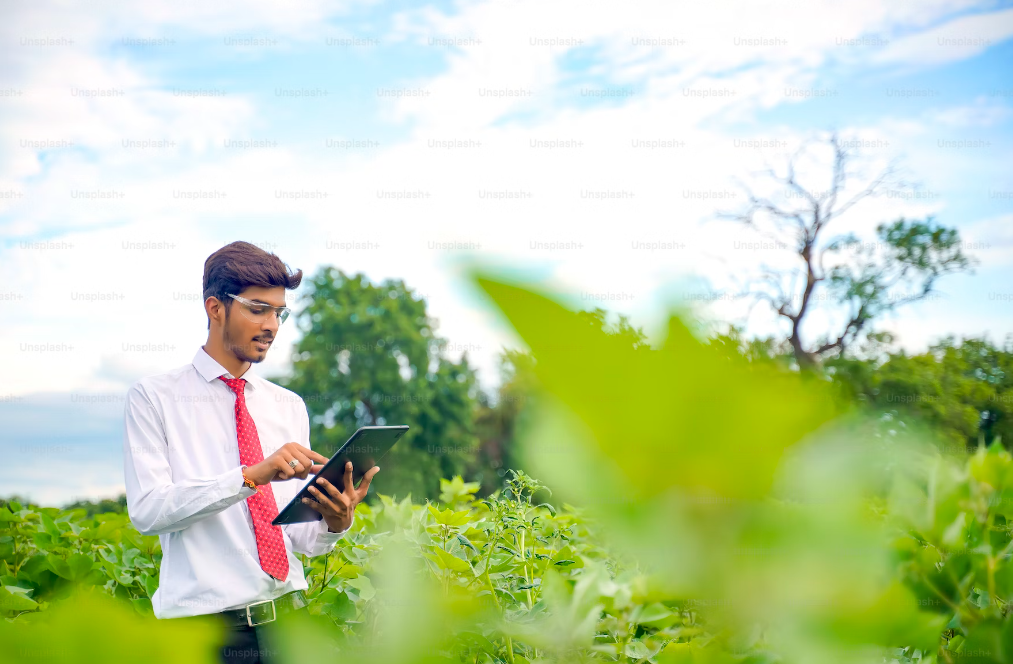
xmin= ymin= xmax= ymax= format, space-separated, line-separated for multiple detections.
xmin=277 ymin=457 xmax=295 ymax=479
xmin=357 ymin=466 xmax=380 ymax=498
xmin=301 ymin=497 xmax=322 ymax=514
xmin=307 ymin=485 xmax=340 ymax=514
xmin=343 ymin=461 xmax=354 ymax=495
xmin=316 ymin=478 xmax=350 ymax=507
xmin=303 ymin=448 xmax=330 ymax=464
xmin=293 ymin=451 xmax=315 ymax=478
xmin=287 ymin=444 xmax=330 ymax=465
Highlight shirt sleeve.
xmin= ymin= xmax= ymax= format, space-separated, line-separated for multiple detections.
xmin=123 ymin=382 xmax=257 ymax=537
xmin=280 ymin=398 xmax=351 ymax=557
xmin=282 ymin=516 xmax=353 ymax=557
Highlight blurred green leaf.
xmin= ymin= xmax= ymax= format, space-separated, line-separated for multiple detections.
xmin=0 ymin=587 xmax=223 ymax=663
xmin=0 ymin=585 xmax=39 ymax=613
xmin=471 ymin=274 xmax=838 ymax=502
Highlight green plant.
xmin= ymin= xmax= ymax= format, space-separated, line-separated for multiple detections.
xmin=891 ymin=442 xmax=1013 ymax=662
xmin=0 ymin=501 xmax=160 ymax=619
xmin=295 ymin=470 xmax=694 ymax=663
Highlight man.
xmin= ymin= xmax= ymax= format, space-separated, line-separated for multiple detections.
xmin=122 ymin=241 xmax=378 ymax=663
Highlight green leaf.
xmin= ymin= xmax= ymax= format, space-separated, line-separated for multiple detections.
xmin=428 ymin=505 xmax=472 ymax=527
xmin=961 ymin=618 xmax=1013 ymax=663
xmin=457 ymin=630 xmax=498 ymax=655
xmin=0 ymin=585 xmax=39 ymax=613
xmin=121 ymin=547 xmax=141 ymax=568
xmin=32 ymin=532 xmax=55 ymax=551
xmin=657 ymin=642 xmax=694 ymax=664
xmin=346 ymin=575 xmax=375 ymax=601
xmin=112 ymin=564 xmax=135 ymax=585
xmin=131 ymin=597 xmax=153 ymax=617
xmin=434 ymin=547 xmax=472 ymax=573
xmin=456 ymin=534 xmax=479 ymax=553
xmin=343 ymin=546 xmax=368 ymax=564
xmin=140 ymin=572 xmax=159 ymax=598
xmin=47 ymin=553 xmax=71 ymax=579
xmin=422 ymin=552 xmax=444 ymax=572
xmin=98 ymin=548 xmax=120 ymax=565
xmin=47 ymin=553 xmax=95 ymax=582
xmin=536 ymin=502 xmax=557 ymax=516
xmin=323 ymin=591 xmax=357 ymax=622
xmin=624 ymin=640 xmax=651 ymax=660
xmin=471 ymin=274 xmax=837 ymax=503
xmin=335 ymin=563 xmax=363 ymax=579
xmin=636 ymin=602 xmax=673 ymax=625
xmin=67 ymin=553 xmax=93 ymax=581
xmin=40 ymin=513 xmax=62 ymax=538
xmin=489 ymin=555 xmax=518 ymax=574
xmin=83 ymin=568 xmax=108 ymax=586
xmin=497 ymin=543 xmax=522 ymax=558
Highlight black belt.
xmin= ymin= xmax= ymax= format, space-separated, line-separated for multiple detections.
xmin=217 ymin=590 xmax=308 ymax=627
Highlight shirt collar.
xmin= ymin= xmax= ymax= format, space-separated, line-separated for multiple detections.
xmin=192 ymin=346 xmax=259 ymax=391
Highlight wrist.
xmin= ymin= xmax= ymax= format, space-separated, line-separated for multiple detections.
xmin=240 ymin=465 xmax=260 ymax=491
xmin=326 ymin=515 xmax=352 ymax=533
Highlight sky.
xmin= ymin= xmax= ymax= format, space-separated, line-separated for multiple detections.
xmin=1 ymin=0 xmax=1012 ymax=505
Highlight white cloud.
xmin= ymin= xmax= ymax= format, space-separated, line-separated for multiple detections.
xmin=928 ymin=98 xmax=1013 ymax=127
xmin=874 ymin=7 xmax=1013 ymax=66
xmin=963 ymin=212 xmax=1013 ymax=265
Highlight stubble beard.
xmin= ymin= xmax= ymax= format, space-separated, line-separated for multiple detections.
xmin=223 ymin=312 xmax=265 ymax=364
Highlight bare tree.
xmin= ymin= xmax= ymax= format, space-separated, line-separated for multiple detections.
xmin=722 ymin=132 xmax=975 ymax=370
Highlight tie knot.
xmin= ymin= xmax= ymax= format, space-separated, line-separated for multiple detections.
xmin=218 ymin=376 xmax=246 ymax=394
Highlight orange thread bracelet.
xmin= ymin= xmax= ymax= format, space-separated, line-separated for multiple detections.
xmin=240 ymin=465 xmax=260 ymax=492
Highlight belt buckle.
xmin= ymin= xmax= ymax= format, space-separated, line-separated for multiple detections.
xmin=245 ymin=598 xmax=276 ymax=627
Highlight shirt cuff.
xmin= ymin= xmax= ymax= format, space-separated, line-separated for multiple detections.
xmin=224 ymin=465 xmax=258 ymax=500
xmin=320 ymin=513 xmax=354 ymax=540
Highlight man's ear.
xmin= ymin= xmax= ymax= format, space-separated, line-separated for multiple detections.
xmin=206 ymin=296 xmax=223 ymax=327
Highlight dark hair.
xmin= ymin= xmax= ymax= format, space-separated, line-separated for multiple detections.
xmin=202 ymin=241 xmax=303 ymax=329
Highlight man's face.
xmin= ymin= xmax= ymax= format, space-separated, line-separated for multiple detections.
xmin=222 ymin=286 xmax=285 ymax=364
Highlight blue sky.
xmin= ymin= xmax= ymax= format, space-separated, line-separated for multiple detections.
xmin=1 ymin=0 xmax=1012 ymax=504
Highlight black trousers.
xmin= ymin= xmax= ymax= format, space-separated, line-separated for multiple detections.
xmin=216 ymin=607 xmax=303 ymax=664
xmin=219 ymin=622 xmax=268 ymax=664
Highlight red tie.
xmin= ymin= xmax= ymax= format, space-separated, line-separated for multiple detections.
xmin=219 ymin=376 xmax=289 ymax=582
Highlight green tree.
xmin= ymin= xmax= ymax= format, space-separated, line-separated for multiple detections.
xmin=829 ymin=336 xmax=1013 ymax=450
xmin=724 ymin=132 xmax=975 ymax=370
xmin=705 ymin=325 xmax=794 ymax=370
xmin=274 ymin=268 xmax=479 ymax=501
xmin=473 ymin=350 xmax=536 ymax=493
xmin=61 ymin=495 xmax=128 ymax=517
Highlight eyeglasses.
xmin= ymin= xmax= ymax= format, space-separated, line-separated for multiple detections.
xmin=227 ymin=294 xmax=292 ymax=325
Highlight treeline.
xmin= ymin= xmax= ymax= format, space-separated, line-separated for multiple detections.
xmin=31 ymin=267 xmax=1010 ymax=512
xmin=709 ymin=327 xmax=1013 ymax=451
xmin=277 ymin=266 xmax=1008 ymax=501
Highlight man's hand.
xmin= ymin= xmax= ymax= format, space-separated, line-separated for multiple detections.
xmin=302 ymin=461 xmax=379 ymax=534
xmin=244 ymin=443 xmax=330 ymax=485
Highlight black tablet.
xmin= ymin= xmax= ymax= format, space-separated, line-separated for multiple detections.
xmin=271 ymin=425 xmax=409 ymax=525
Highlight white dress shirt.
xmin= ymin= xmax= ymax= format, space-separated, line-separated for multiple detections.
xmin=122 ymin=346 xmax=350 ymax=619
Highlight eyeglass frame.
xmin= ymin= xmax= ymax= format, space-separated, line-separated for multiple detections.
xmin=226 ymin=293 xmax=292 ymax=325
